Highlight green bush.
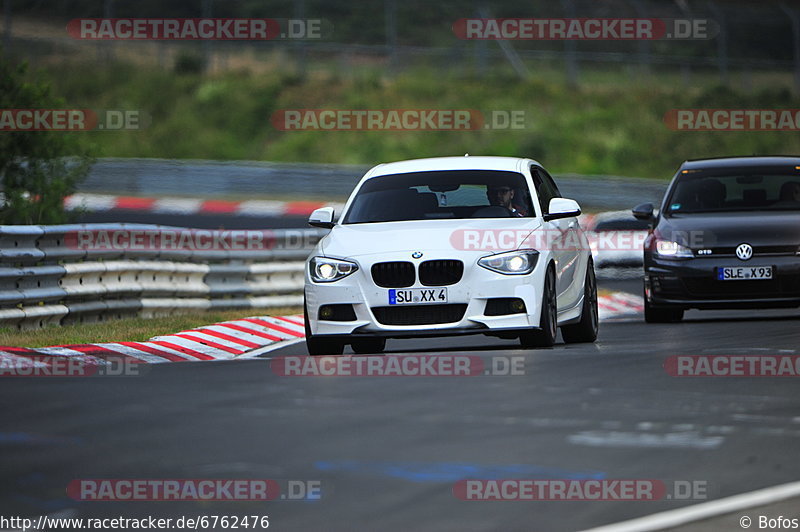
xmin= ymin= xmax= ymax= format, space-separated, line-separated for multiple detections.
xmin=174 ymin=52 xmax=206 ymax=75
xmin=0 ymin=56 xmax=92 ymax=224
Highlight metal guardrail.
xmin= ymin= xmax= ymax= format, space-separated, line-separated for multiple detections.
xmin=78 ymin=158 xmax=667 ymax=210
xmin=0 ymin=224 xmax=324 ymax=330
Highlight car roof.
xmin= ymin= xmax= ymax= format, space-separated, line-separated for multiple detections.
xmin=681 ymin=156 xmax=800 ymax=170
xmin=364 ymin=156 xmax=540 ymax=178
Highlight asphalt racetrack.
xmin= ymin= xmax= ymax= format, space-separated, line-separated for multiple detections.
xmin=3 ymin=279 xmax=800 ymax=531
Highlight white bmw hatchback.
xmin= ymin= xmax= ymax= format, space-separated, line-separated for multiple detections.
xmin=304 ymin=156 xmax=598 ymax=355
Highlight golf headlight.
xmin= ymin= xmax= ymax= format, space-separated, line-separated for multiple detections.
xmin=654 ymin=239 xmax=693 ymax=259
xmin=309 ymin=257 xmax=358 ymax=283
xmin=478 ymin=250 xmax=539 ymax=275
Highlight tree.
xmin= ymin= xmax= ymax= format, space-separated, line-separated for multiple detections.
xmin=0 ymin=55 xmax=93 ymax=224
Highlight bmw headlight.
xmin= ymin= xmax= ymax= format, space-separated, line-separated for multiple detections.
xmin=653 ymin=239 xmax=694 ymax=259
xmin=309 ymin=257 xmax=358 ymax=283
xmin=478 ymin=250 xmax=539 ymax=275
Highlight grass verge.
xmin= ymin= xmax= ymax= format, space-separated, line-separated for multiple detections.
xmin=19 ymin=56 xmax=800 ymax=180
xmin=0 ymin=307 xmax=303 ymax=348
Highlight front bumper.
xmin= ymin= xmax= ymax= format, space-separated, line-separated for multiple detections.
xmin=644 ymin=253 xmax=800 ymax=310
xmin=305 ymin=252 xmax=547 ymax=338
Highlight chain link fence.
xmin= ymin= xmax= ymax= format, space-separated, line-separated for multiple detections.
xmin=4 ymin=0 xmax=800 ymax=90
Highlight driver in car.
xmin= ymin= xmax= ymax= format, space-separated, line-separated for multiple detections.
xmin=486 ymin=185 xmax=526 ymax=216
xmin=777 ymin=181 xmax=800 ymax=204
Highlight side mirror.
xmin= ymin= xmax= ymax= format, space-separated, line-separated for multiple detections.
xmin=632 ymin=203 xmax=655 ymax=221
xmin=308 ymin=207 xmax=335 ymax=229
xmin=544 ymin=198 xmax=581 ymax=221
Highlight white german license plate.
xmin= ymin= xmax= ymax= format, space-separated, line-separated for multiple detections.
xmin=717 ymin=266 xmax=773 ymax=281
xmin=388 ymin=288 xmax=447 ymax=305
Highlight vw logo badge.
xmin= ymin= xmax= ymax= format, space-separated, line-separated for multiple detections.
xmin=412 ymin=251 xmax=423 ymax=259
xmin=735 ymin=243 xmax=753 ymax=261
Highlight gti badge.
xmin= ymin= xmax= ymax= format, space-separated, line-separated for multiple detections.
xmin=736 ymin=243 xmax=753 ymax=261
xmin=412 ymin=251 xmax=423 ymax=259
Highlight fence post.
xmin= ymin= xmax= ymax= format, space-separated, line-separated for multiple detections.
xmin=2 ymin=0 xmax=11 ymax=54
xmin=560 ymin=0 xmax=579 ymax=88
xmin=385 ymin=0 xmax=398 ymax=74
xmin=631 ymin=0 xmax=652 ymax=77
xmin=781 ymin=4 xmax=800 ymax=93
xmin=707 ymin=1 xmax=729 ymax=86
xmin=202 ymin=0 xmax=213 ymax=73
xmin=103 ymin=0 xmax=115 ymax=62
xmin=293 ymin=0 xmax=307 ymax=78
xmin=473 ymin=2 xmax=488 ymax=77
xmin=681 ymin=63 xmax=691 ymax=89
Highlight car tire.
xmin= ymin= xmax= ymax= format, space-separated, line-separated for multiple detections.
xmin=304 ymin=302 xmax=345 ymax=356
xmin=561 ymin=261 xmax=599 ymax=343
xmin=643 ymin=287 xmax=684 ymax=323
xmin=351 ymin=337 xmax=386 ymax=354
xmin=520 ymin=266 xmax=558 ymax=348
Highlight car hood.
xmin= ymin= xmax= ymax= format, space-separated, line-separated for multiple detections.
xmin=659 ymin=211 xmax=800 ymax=248
xmin=319 ymin=218 xmax=543 ymax=259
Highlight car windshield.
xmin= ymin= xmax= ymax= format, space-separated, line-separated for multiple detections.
xmin=342 ymin=170 xmax=535 ymax=224
xmin=665 ymin=169 xmax=800 ymax=214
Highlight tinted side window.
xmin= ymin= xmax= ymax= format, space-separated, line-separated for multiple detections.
xmin=531 ymin=166 xmax=560 ymax=214
xmin=540 ymin=169 xmax=562 ymax=198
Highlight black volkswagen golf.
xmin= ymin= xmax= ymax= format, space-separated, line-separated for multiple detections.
xmin=633 ymin=156 xmax=800 ymax=323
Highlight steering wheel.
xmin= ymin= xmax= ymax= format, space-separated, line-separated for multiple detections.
xmin=471 ymin=205 xmax=513 ymax=218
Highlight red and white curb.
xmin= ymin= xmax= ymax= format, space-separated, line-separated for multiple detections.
xmin=64 ymin=193 xmax=345 ymax=217
xmin=0 ymin=292 xmax=642 ymax=369
xmin=0 ymin=314 xmax=305 ymax=366
xmin=598 ymin=291 xmax=643 ymax=320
